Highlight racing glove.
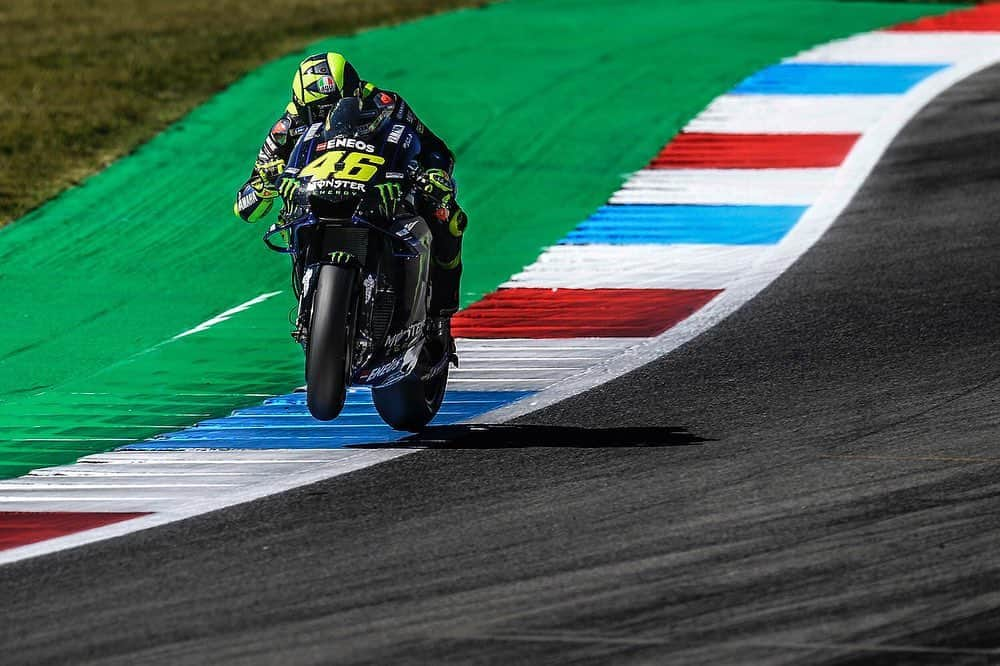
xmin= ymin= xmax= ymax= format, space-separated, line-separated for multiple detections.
xmin=234 ymin=181 xmax=275 ymax=223
xmin=251 ymin=159 xmax=284 ymax=199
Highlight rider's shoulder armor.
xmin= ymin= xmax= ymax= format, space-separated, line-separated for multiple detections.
xmin=367 ymin=87 xmax=425 ymax=135
xmin=362 ymin=85 xmax=453 ymax=174
xmin=259 ymin=106 xmax=309 ymax=164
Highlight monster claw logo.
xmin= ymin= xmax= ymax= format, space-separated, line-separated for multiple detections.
xmin=374 ymin=182 xmax=402 ymax=218
xmin=329 ymin=251 xmax=355 ymax=265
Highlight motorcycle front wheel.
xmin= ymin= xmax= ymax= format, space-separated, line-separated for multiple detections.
xmin=306 ymin=264 xmax=357 ymax=421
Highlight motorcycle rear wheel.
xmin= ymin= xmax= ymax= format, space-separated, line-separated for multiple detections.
xmin=306 ymin=264 xmax=356 ymax=421
xmin=372 ymin=347 xmax=448 ymax=432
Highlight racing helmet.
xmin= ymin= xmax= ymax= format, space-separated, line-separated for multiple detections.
xmin=291 ymin=52 xmax=362 ymax=124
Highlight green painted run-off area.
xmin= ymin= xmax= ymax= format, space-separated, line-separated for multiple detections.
xmin=0 ymin=1 xmax=962 ymax=479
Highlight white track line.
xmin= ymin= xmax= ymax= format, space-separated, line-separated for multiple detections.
xmin=684 ymin=95 xmax=896 ymax=134
xmin=789 ymin=32 xmax=1000 ymax=64
xmin=612 ymin=168 xmax=834 ymax=206
xmin=172 ymin=292 xmax=282 ymax=340
xmin=450 ymin=339 xmax=635 ymax=390
xmin=0 ymin=449 xmax=413 ymax=561
xmin=502 ymin=244 xmax=763 ymax=290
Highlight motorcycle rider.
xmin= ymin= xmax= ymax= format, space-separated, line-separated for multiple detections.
xmin=234 ymin=52 xmax=466 ymax=355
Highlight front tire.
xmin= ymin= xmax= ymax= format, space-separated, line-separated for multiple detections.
xmin=306 ymin=264 xmax=357 ymax=421
xmin=372 ymin=349 xmax=448 ymax=432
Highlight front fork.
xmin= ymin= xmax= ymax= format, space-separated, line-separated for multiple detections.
xmin=292 ymin=266 xmax=315 ymax=345
xmin=293 ymin=253 xmax=360 ymax=346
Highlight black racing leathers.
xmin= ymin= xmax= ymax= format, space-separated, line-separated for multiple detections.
xmin=240 ymin=86 xmax=466 ymax=317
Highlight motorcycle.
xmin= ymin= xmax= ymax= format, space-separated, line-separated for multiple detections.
xmin=262 ymin=97 xmax=450 ymax=429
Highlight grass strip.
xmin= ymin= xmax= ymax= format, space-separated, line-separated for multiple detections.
xmin=0 ymin=0 xmax=483 ymax=226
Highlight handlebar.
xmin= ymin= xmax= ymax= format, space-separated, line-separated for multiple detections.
xmin=262 ymin=219 xmax=301 ymax=254
xmin=263 ymin=166 xmax=422 ymax=254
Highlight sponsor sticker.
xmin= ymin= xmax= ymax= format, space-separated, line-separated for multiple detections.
xmin=386 ymin=124 xmax=406 ymax=144
xmin=368 ymin=357 xmax=402 ymax=381
xmin=309 ymin=179 xmax=367 ymax=191
xmin=317 ymin=75 xmax=338 ymax=94
xmin=325 ymin=136 xmax=375 ymax=153
xmin=237 ymin=192 xmax=258 ymax=210
xmin=385 ymin=322 xmax=423 ymax=347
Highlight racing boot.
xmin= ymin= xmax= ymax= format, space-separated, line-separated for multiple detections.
xmin=425 ymin=315 xmax=458 ymax=368
xmin=426 ymin=228 xmax=462 ymax=370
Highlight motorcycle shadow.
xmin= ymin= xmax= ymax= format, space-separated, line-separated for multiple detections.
xmin=352 ymin=424 xmax=712 ymax=449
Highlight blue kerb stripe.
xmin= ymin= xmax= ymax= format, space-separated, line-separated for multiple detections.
xmin=561 ymin=205 xmax=807 ymax=246
xmin=731 ymin=63 xmax=947 ymax=95
xmin=123 ymin=388 xmax=533 ymax=450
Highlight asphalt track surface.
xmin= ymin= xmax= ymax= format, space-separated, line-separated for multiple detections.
xmin=3 ymin=64 xmax=1000 ymax=666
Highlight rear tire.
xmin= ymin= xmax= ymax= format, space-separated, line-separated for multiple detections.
xmin=372 ymin=349 xmax=449 ymax=432
xmin=306 ymin=264 xmax=357 ymax=421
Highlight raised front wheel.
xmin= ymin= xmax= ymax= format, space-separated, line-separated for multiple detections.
xmin=306 ymin=264 xmax=357 ymax=421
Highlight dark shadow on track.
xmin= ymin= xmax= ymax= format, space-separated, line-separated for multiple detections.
xmin=355 ymin=424 xmax=712 ymax=449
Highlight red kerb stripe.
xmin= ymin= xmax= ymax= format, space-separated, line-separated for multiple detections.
xmin=889 ymin=6 xmax=1000 ymax=32
xmin=0 ymin=512 xmax=150 ymax=551
xmin=453 ymin=288 xmax=721 ymax=339
xmin=650 ymin=132 xmax=860 ymax=169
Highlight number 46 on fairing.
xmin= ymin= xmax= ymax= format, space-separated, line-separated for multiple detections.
xmin=300 ymin=150 xmax=386 ymax=182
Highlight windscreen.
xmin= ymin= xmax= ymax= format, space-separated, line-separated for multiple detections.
xmin=324 ymin=97 xmax=364 ymax=138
